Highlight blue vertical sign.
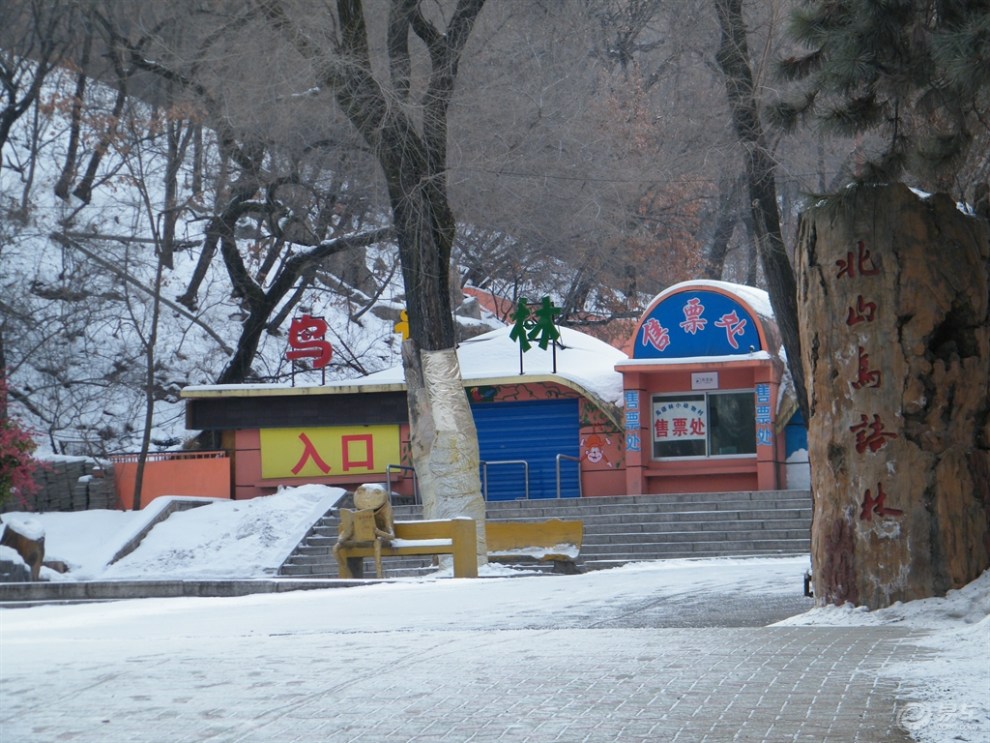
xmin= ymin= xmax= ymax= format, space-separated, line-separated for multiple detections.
xmin=755 ymin=383 xmax=773 ymax=447
xmin=624 ymin=390 xmax=641 ymax=452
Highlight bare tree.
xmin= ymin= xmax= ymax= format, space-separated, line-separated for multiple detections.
xmin=257 ymin=0 xmax=490 ymax=554
xmin=713 ymin=0 xmax=808 ymax=421
xmin=0 ymin=1 xmax=81 ymax=171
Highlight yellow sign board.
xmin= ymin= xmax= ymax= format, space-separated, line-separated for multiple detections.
xmin=260 ymin=425 xmax=401 ymax=479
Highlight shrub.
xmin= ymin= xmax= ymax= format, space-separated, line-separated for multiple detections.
xmin=0 ymin=376 xmax=42 ymax=510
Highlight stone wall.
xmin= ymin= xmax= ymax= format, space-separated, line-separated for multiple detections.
xmin=2 ymin=458 xmax=118 ymax=513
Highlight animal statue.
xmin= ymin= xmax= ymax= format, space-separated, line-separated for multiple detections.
xmin=333 ymin=484 xmax=395 ymax=578
xmin=1 ymin=519 xmax=45 ymax=581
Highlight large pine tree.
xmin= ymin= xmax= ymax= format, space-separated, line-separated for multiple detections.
xmin=773 ymin=0 xmax=990 ymax=195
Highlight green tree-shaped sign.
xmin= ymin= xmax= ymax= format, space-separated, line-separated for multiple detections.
xmin=509 ymin=298 xmax=533 ymax=352
xmin=528 ymin=296 xmax=561 ymax=350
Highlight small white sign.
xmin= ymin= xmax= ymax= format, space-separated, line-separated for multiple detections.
xmin=691 ymin=372 xmax=719 ymax=390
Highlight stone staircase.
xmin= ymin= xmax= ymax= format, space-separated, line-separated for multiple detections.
xmin=278 ymin=490 xmax=812 ymax=578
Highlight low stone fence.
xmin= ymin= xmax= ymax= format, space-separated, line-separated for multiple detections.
xmin=2 ymin=458 xmax=117 ymax=514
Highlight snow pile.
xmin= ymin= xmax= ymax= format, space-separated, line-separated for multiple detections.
xmin=13 ymin=484 xmax=345 ymax=581
xmin=775 ymin=572 xmax=990 ymax=743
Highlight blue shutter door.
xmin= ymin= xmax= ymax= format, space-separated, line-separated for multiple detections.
xmin=471 ymin=399 xmax=580 ymax=500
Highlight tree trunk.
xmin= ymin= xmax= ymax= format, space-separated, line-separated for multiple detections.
xmin=403 ymin=340 xmax=487 ymax=560
xmin=704 ymin=174 xmax=743 ymax=279
xmin=795 ymin=183 xmax=990 ymax=608
xmin=54 ymin=27 xmax=91 ymax=202
xmin=714 ymin=0 xmax=809 ymax=424
xmin=388 ymin=156 xmax=486 ymax=559
xmin=259 ymin=0 xmax=489 ymax=563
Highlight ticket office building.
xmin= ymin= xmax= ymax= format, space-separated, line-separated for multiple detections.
xmin=616 ymin=281 xmax=793 ymax=495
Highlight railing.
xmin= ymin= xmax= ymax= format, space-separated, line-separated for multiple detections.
xmin=386 ymin=464 xmax=419 ymax=505
xmin=480 ymin=459 xmax=529 ymax=500
xmin=555 ymin=454 xmax=582 ymax=499
xmin=107 ymin=450 xmax=228 ymax=464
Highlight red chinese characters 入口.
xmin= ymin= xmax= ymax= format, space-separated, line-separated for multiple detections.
xmin=290 ymin=432 xmax=376 ymax=475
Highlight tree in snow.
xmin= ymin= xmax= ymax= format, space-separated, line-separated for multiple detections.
xmin=257 ymin=0 xmax=489 ymax=557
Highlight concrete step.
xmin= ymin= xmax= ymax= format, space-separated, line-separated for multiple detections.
xmin=582 ymin=529 xmax=811 ymax=546
xmin=277 ymin=490 xmax=813 ymax=578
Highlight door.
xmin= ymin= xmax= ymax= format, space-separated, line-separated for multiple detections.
xmin=472 ymin=398 xmax=580 ymax=500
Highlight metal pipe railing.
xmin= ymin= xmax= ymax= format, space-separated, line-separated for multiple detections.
xmin=555 ymin=454 xmax=582 ymax=499
xmin=480 ymin=459 xmax=529 ymax=500
xmin=386 ymin=464 xmax=419 ymax=505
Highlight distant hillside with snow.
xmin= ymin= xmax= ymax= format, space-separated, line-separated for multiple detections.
xmin=1 ymin=65 xmax=506 ymax=458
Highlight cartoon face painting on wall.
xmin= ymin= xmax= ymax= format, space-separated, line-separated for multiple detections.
xmin=581 ymin=434 xmax=614 ymax=468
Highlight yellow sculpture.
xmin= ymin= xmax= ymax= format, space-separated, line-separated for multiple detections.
xmin=333 ymin=483 xmax=395 ymax=578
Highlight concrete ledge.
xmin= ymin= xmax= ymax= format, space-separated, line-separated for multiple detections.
xmin=0 ymin=578 xmax=377 ymax=605
xmin=108 ymin=497 xmax=217 ymax=565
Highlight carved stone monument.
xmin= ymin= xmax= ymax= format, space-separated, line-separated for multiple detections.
xmin=795 ymin=183 xmax=989 ymax=608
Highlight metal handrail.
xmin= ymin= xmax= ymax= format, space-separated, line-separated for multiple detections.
xmin=386 ymin=464 xmax=419 ymax=505
xmin=555 ymin=453 xmax=582 ymax=499
xmin=480 ymin=459 xmax=529 ymax=500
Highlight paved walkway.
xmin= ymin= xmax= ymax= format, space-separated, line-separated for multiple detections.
xmin=0 ymin=585 xmax=926 ymax=743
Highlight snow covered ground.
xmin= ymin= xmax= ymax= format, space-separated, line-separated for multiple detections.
xmin=1 ymin=486 xmax=987 ymax=742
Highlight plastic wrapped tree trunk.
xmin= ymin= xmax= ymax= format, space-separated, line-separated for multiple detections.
xmin=403 ymin=341 xmax=488 ymax=564
xmin=795 ymin=183 xmax=989 ymax=608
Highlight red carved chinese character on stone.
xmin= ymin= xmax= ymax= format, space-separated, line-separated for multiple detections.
xmin=836 ymin=240 xmax=880 ymax=279
xmin=860 ymin=482 xmax=904 ymax=521
xmin=852 ymin=346 xmax=882 ymax=389
xmin=846 ymin=295 xmax=878 ymax=326
xmin=849 ymin=413 xmax=898 ymax=453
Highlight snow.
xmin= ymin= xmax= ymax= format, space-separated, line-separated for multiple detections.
xmin=0 ymin=545 xmax=26 ymax=566
xmin=615 ymin=350 xmax=772 ymax=367
xmin=490 ymin=543 xmax=581 ymax=559
xmin=390 ymin=537 xmax=453 ymax=548
xmin=7 ymin=485 xmax=345 ymax=581
xmin=2 ymin=487 xmax=986 ymax=742
xmin=185 ymin=324 xmax=629 ymax=409
xmin=0 ymin=514 xmax=45 ymax=541
xmin=785 ymin=447 xmax=812 ymax=490
xmin=649 ymin=279 xmax=775 ymax=320
xmin=775 ymin=573 xmax=990 ymax=743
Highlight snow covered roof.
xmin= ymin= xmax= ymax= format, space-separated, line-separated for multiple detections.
xmin=183 ymin=325 xmax=628 ymax=417
xmin=652 ymin=279 xmax=775 ymax=319
xmin=623 ymin=279 xmax=782 ymax=363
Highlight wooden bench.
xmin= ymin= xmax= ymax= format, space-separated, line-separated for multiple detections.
xmin=486 ymin=518 xmax=584 ymax=574
xmin=335 ymin=517 xmax=479 ymax=579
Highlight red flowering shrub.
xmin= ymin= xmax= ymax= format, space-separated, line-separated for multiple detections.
xmin=0 ymin=376 xmax=42 ymax=510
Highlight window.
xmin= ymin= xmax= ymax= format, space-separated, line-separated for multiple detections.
xmin=652 ymin=391 xmax=756 ymax=459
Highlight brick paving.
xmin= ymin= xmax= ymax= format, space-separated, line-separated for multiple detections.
xmin=2 ymin=623 xmax=923 ymax=742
